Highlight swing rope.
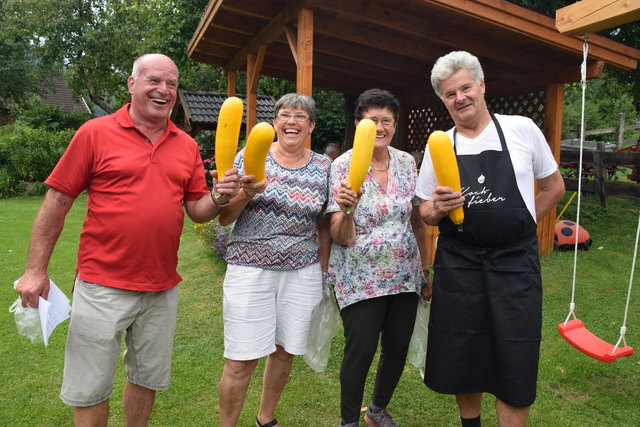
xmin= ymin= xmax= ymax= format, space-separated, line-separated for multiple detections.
xmin=559 ymin=35 xmax=635 ymax=361
xmin=613 ymin=214 xmax=640 ymax=352
xmin=563 ymin=35 xmax=589 ymax=325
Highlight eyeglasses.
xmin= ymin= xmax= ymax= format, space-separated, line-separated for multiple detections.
xmin=277 ymin=112 xmax=309 ymax=122
xmin=368 ymin=117 xmax=395 ymax=128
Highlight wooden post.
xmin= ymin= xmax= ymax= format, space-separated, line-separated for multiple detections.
xmin=617 ymin=112 xmax=626 ymax=149
xmin=227 ymin=71 xmax=237 ymax=97
xmin=594 ymin=141 xmax=608 ymax=208
xmin=246 ymin=45 xmax=267 ymax=135
xmin=539 ymin=83 xmax=564 ymax=256
xmin=296 ymin=8 xmax=313 ymax=96
xmin=296 ymin=8 xmax=313 ymax=149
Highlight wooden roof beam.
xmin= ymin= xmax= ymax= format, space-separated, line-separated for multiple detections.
xmin=260 ymin=64 xmax=367 ymax=95
xmin=263 ymin=35 xmax=426 ymax=80
xmin=556 ymin=0 xmax=640 ymax=35
xmin=310 ymin=0 xmax=579 ymax=74
xmin=188 ymin=0 xmax=224 ymax=57
xmin=225 ymin=0 xmax=307 ymax=71
xmin=422 ymin=0 xmax=639 ymax=70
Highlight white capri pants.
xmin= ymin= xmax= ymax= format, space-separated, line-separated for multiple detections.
xmin=222 ymin=263 xmax=323 ymax=360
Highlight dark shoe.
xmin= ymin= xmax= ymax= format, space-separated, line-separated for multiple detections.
xmin=256 ymin=417 xmax=278 ymax=427
xmin=364 ymin=406 xmax=398 ymax=427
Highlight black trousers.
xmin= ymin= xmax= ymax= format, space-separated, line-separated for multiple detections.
xmin=339 ymin=292 xmax=419 ymax=423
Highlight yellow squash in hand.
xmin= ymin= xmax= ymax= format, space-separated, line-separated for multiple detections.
xmin=346 ymin=118 xmax=376 ymax=214
xmin=428 ymin=130 xmax=464 ymax=231
xmin=214 ymin=97 xmax=244 ymax=185
xmin=243 ymin=122 xmax=275 ymax=182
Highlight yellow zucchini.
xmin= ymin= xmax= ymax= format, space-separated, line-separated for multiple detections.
xmin=243 ymin=122 xmax=275 ymax=182
xmin=345 ymin=118 xmax=376 ymax=214
xmin=214 ymin=97 xmax=244 ymax=182
xmin=428 ymin=130 xmax=464 ymax=231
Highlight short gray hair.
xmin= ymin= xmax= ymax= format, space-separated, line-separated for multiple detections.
xmin=430 ymin=51 xmax=484 ymax=99
xmin=274 ymin=93 xmax=316 ymax=123
xmin=325 ymin=143 xmax=341 ymax=155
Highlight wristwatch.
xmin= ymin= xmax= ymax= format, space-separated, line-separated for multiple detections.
xmin=211 ymin=192 xmax=229 ymax=207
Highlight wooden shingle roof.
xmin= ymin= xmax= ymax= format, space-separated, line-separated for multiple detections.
xmin=171 ymin=90 xmax=275 ymax=136
xmin=41 ymin=76 xmax=92 ymax=114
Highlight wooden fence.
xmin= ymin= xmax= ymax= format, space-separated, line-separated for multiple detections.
xmin=566 ymin=113 xmax=640 ymax=149
xmin=561 ymin=146 xmax=640 ymax=207
xmin=560 ymin=113 xmax=640 ymax=207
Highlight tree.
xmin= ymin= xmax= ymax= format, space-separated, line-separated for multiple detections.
xmin=510 ymin=0 xmax=640 ymax=110
xmin=1 ymin=0 xmax=213 ymax=114
xmin=0 ymin=1 xmax=41 ymax=114
xmin=562 ymin=69 xmax=639 ymax=141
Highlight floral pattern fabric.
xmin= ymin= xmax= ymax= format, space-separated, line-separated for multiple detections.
xmin=326 ymin=146 xmax=425 ymax=309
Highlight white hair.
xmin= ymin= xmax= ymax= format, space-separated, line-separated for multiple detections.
xmin=430 ymin=51 xmax=484 ymax=99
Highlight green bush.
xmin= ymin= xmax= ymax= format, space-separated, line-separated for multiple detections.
xmin=0 ymin=166 xmax=17 ymax=198
xmin=20 ymin=180 xmax=49 ymax=196
xmin=0 ymin=96 xmax=89 ymax=198
xmin=5 ymin=122 xmax=75 ymax=182
xmin=10 ymin=96 xmax=91 ymax=132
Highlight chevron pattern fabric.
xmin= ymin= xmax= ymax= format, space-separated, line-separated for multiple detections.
xmin=225 ymin=150 xmax=331 ymax=270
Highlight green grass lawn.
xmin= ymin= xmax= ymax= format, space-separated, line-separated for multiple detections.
xmin=1 ymin=193 xmax=639 ymax=426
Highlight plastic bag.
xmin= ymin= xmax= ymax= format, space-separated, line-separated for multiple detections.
xmin=9 ymin=297 xmax=44 ymax=344
xmin=303 ymin=278 xmax=341 ymax=373
xmin=407 ymin=299 xmax=430 ymax=379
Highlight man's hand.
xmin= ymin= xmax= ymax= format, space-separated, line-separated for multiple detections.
xmin=15 ymin=272 xmax=50 ymax=308
xmin=432 ymin=186 xmax=464 ymax=219
xmin=210 ymin=168 xmax=241 ymax=204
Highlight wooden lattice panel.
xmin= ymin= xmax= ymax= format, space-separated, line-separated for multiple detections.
xmin=405 ymin=91 xmax=547 ymax=156
xmin=406 ymin=103 xmax=453 ymax=155
xmin=487 ymin=91 xmax=546 ymax=128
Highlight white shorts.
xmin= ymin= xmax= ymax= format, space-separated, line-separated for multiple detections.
xmin=222 ymin=263 xmax=323 ymax=360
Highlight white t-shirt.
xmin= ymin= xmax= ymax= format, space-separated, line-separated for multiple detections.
xmin=415 ymin=114 xmax=558 ymax=222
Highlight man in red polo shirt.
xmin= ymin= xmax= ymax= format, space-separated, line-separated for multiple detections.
xmin=15 ymin=53 xmax=240 ymax=426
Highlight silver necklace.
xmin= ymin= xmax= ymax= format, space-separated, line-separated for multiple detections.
xmin=370 ymin=160 xmax=389 ymax=171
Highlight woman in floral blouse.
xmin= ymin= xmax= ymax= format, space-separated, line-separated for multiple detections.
xmin=327 ymin=88 xmax=431 ymax=427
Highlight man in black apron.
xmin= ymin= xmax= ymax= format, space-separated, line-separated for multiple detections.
xmin=416 ymin=51 xmax=565 ymax=427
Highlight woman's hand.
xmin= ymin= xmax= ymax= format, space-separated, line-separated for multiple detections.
xmin=421 ymin=271 xmax=432 ymax=301
xmin=240 ymin=174 xmax=268 ymax=199
xmin=336 ymin=180 xmax=362 ymax=214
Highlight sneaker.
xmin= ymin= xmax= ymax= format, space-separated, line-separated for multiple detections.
xmin=364 ymin=406 xmax=398 ymax=427
xmin=340 ymin=421 xmax=359 ymax=427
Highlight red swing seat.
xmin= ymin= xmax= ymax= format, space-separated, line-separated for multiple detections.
xmin=558 ymin=319 xmax=634 ymax=363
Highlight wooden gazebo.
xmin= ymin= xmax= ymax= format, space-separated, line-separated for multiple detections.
xmin=187 ymin=0 xmax=640 ymax=256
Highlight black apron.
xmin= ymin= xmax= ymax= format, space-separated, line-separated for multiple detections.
xmin=424 ymin=114 xmax=543 ymax=408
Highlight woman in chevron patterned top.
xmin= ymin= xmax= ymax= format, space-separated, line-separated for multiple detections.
xmin=215 ymin=93 xmax=331 ymax=427
xmin=328 ymin=88 xmax=432 ymax=427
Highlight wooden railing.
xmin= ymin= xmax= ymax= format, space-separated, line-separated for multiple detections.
xmin=566 ymin=113 xmax=640 ymax=149
xmin=560 ymin=142 xmax=640 ymax=207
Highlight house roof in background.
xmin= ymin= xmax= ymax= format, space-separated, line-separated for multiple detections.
xmin=41 ymin=76 xmax=92 ymax=114
xmin=171 ymin=90 xmax=275 ymax=135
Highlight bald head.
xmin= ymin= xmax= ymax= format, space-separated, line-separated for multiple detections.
xmin=131 ymin=54 xmax=179 ymax=80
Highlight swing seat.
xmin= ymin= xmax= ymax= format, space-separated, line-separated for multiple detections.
xmin=558 ymin=319 xmax=634 ymax=363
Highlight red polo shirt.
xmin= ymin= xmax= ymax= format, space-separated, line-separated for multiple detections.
xmin=46 ymin=104 xmax=209 ymax=291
